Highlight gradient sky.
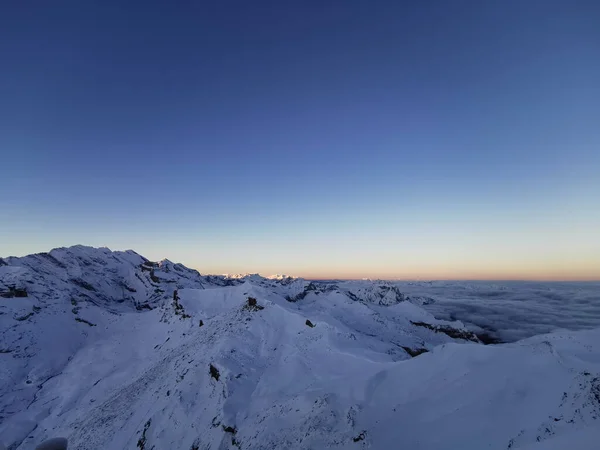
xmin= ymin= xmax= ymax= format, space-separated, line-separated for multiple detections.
xmin=1 ymin=1 xmax=599 ymax=279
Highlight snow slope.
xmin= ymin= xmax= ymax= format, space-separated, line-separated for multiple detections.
xmin=1 ymin=247 xmax=599 ymax=449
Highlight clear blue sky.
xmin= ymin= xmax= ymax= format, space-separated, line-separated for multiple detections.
xmin=1 ymin=1 xmax=599 ymax=279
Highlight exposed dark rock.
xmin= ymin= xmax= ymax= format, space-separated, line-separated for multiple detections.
xmin=173 ymin=289 xmax=186 ymax=315
xmin=14 ymin=288 xmax=28 ymax=298
xmin=136 ymin=303 xmax=153 ymax=311
xmin=142 ymin=260 xmax=158 ymax=268
xmin=401 ymin=346 xmax=429 ymax=357
xmin=137 ymin=419 xmax=151 ymax=450
xmin=344 ymin=291 xmax=361 ymax=302
xmin=123 ymin=284 xmax=137 ymax=293
xmin=199 ymin=320 xmax=204 ymax=327
xmin=476 ymin=332 xmax=503 ymax=345
xmin=222 ymin=425 xmax=237 ymax=434
xmin=209 ymin=364 xmax=220 ymax=381
xmin=15 ymin=312 xmax=34 ymax=321
xmin=149 ymin=270 xmax=160 ymax=283
xmin=412 ymin=321 xmax=436 ymax=331
xmin=243 ymin=297 xmax=265 ymax=312
xmin=305 ymin=319 xmax=315 ymax=328
xmin=591 ymin=377 xmax=600 ymax=405
xmin=38 ymin=252 xmax=67 ymax=268
xmin=353 ymin=431 xmax=366 ymax=442
xmin=71 ymin=278 xmax=96 ymax=292
xmin=410 ymin=321 xmax=479 ymax=343
xmin=1 ymin=286 xmax=28 ymax=298
xmin=75 ymin=317 xmax=96 ymax=327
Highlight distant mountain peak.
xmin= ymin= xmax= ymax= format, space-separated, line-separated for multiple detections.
xmin=266 ymin=274 xmax=297 ymax=280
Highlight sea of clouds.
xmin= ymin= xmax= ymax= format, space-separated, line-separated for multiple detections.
xmin=395 ymin=281 xmax=600 ymax=342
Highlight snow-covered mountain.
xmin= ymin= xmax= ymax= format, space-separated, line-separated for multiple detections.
xmin=0 ymin=245 xmax=209 ymax=312
xmin=1 ymin=246 xmax=599 ymax=449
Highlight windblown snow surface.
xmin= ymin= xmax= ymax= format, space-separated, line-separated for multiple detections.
xmin=1 ymin=246 xmax=599 ymax=449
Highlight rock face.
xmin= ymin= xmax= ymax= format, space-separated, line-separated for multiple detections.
xmin=0 ymin=286 xmax=28 ymax=298
xmin=1 ymin=246 xmax=599 ymax=450
xmin=0 ymin=246 xmax=232 ymax=312
xmin=0 ymin=247 xmax=161 ymax=311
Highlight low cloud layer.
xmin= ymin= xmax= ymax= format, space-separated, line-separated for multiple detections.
xmin=396 ymin=281 xmax=600 ymax=342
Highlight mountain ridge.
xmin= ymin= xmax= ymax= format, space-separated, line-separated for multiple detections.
xmin=1 ymin=246 xmax=599 ymax=449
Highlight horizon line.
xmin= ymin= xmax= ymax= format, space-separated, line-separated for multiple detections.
xmin=2 ymin=244 xmax=598 ymax=283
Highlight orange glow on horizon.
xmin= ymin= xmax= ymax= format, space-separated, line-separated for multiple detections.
xmin=192 ymin=264 xmax=600 ymax=282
